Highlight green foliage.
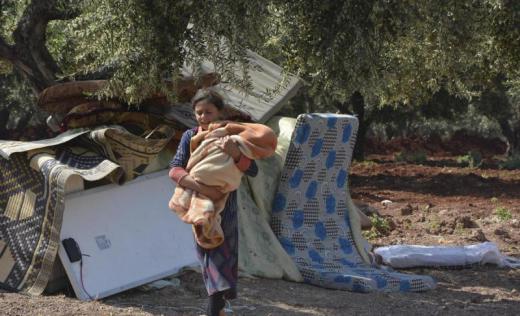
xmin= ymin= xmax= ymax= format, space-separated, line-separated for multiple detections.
xmin=0 ymin=60 xmax=12 ymax=75
xmin=491 ymin=198 xmax=513 ymax=222
xmin=427 ymin=215 xmax=441 ymax=232
xmin=456 ymin=150 xmax=483 ymax=168
xmin=1 ymin=0 xmax=272 ymax=104
xmin=395 ymin=150 xmax=427 ymax=164
xmin=356 ymin=160 xmax=377 ymax=168
xmin=473 ymin=78 xmax=520 ymax=156
xmin=0 ymin=0 xmax=30 ymax=45
xmin=363 ymin=214 xmax=391 ymax=240
xmin=1 ymin=0 xmax=520 ymax=148
xmin=499 ymin=154 xmax=520 ymax=170
xmin=369 ymin=103 xmax=504 ymax=142
xmin=0 ymin=71 xmax=42 ymax=132
xmin=46 ymin=0 xmax=271 ymax=104
xmin=494 ymin=206 xmax=513 ymax=221
xmin=267 ymin=1 xmax=510 ymax=107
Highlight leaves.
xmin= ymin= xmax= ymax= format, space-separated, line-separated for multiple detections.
xmin=1 ymin=0 xmax=519 ymax=134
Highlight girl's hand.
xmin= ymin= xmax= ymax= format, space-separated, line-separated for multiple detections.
xmin=200 ymin=184 xmax=225 ymax=201
xmin=218 ymin=136 xmax=242 ymax=161
xmin=178 ymin=175 xmax=223 ymax=200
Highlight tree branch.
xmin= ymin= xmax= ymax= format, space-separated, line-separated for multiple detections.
xmin=7 ymin=0 xmax=81 ymax=93
xmin=13 ymin=0 xmax=81 ymax=41
xmin=0 ymin=36 xmax=15 ymax=61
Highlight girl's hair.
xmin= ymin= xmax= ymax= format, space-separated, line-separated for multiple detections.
xmin=191 ymin=88 xmax=225 ymax=110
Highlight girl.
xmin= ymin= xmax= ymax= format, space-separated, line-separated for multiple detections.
xmin=169 ymin=89 xmax=258 ymax=316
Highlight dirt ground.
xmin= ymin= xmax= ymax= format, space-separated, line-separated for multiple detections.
xmin=1 ymin=142 xmax=519 ymax=315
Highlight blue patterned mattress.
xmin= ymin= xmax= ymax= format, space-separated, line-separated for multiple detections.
xmin=271 ymin=113 xmax=436 ymax=292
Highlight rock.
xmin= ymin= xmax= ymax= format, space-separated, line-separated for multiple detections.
xmin=423 ymin=203 xmax=434 ymax=212
xmin=480 ymin=218 xmax=493 ymax=225
xmin=387 ymin=217 xmax=397 ymax=231
xmin=471 ymin=229 xmax=487 ymax=242
xmin=456 ymin=215 xmax=478 ymax=229
xmin=438 ymin=209 xmax=449 ymax=216
xmin=494 ymin=228 xmax=510 ymax=238
xmin=400 ymin=204 xmax=414 ymax=216
xmin=381 ymin=199 xmax=393 ymax=207
xmin=354 ymin=202 xmax=380 ymax=216
xmin=427 ymin=226 xmax=442 ymax=235
xmin=440 ymin=220 xmax=455 ymax=234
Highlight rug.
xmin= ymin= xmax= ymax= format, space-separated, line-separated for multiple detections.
xmin=0 ymin=128 xmax=91 ymax=159
xmin=0 ymin=149 xmax=122 ymax=294
xmin=84 ymin=124 xmax=174 ymax=181
xmin=270 ymin=113 xmax=436 ymax=292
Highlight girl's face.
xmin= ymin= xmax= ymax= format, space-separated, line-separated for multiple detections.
xmin=194 ymin=100 xmax=220 ymax=130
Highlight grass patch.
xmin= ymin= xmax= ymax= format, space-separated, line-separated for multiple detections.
xmin=363 ymin=215 xmax=391 ymax=240
xmin=395 ymin=150 xmax=428 ymax=164
xmin=428 ymin=215 xmax=441 ymax=232
xmin=357 ymin=160 xmax=377 ymax=167
xmin=454 ymin=222 xmax=465 ymax=235
xmin=456 ymin=150 xmax=482 ymax=168
xmin=494 ymin=206 xmax=513 ymax=221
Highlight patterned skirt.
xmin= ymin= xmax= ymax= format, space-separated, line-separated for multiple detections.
xmin=196 ymin=190 xmax=238 ymax=298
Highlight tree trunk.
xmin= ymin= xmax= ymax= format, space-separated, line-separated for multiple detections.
xmin=350 ymin=91 xmax=370 ymax=161
xmin=499 ymin=119 xmax=520 ymax=156
xmin=305 ymin=92 xmax=315 ymax=113
xmin=334 ymin=92 xmax=370 ymax=161
xmin=0 ymin=0 xmax=80 ymax=95
xmin=0 ymin=108 xmax=10 ymax=139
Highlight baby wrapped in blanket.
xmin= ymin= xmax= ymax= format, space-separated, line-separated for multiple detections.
xmin=169 ymin=121 xmax=277 ymax=248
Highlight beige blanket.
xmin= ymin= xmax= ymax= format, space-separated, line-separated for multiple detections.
xmin=169 ymin=122 xmax=277 ymax=249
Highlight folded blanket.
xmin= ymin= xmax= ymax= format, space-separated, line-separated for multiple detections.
xmin=169 ymin=122 xmax=277 ymax=249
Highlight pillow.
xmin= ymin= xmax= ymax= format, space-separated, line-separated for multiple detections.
xmin=62 ymin=100 xmax=124 ymax=129
xmin=37 ymin=80 xmax=107 ymax=113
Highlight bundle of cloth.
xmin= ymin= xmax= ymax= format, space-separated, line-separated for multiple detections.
xmin=169 ymin=121 xmax=277 ymax=248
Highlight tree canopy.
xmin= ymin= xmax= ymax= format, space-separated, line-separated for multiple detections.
xmin=268 ymin=1 xmax=519 ymax=104
xmin=1 ymin=0 xmax=519 ymax=152
xmin=1 ymin=1 xmax=518 ymax=102
xmin=1 ymin=0 xmax=270 ymax=103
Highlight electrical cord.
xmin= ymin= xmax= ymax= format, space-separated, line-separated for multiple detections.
xmin=79 ymin=253 xmax=94 ymax=300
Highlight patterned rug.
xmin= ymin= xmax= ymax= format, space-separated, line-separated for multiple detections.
xmin=0 ymin=149 xmax=122 ymax=294
xmin=271 ymin=113 xmax=436 ymax=292
xmin=82 ymin=124 xmax=174 ymax=181
xmin=0 ymin=128 xmax=90 ymax=159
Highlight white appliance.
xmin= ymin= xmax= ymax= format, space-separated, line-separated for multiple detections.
xmin=58 ymin=170 xmax=197 ymax=300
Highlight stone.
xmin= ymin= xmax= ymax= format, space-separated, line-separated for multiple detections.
xmin=381 ymin=199 xmax=393 ymax=207
xmin=400 ymin=204 xmax=414 ymax=216
xmin=456 ymin=215 xmax=478 ymax=229
xmin=471 ymin=229 xmax=487 ymax=242
xmin=494 ymin=228 xmax=510 ymax=238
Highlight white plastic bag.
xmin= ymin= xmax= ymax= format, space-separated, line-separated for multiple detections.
xmin=374 ymin=242 xmax=520 ymax=268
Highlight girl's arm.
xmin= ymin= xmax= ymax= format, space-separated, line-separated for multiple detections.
xmin=169 ymin=129 xmax=193 ymax=170
xmin=169 ymin=129 xmax=224 ymax=201
xmin=177 ymin=174 xmax=225 ymax=201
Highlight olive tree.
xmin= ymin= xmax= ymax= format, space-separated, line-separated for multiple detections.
xmin=265 ymin=0 xmax=519 ymax=158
